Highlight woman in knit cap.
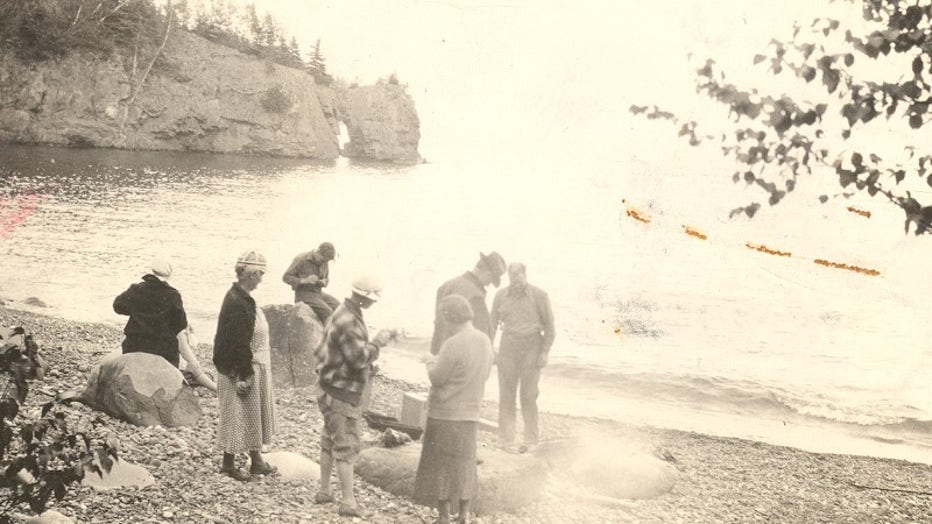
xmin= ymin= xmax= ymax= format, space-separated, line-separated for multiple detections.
xmin=212 ymin=250 xmax=278 ymax=480
xmin=414 ymin=294 xmax=495 ymax=524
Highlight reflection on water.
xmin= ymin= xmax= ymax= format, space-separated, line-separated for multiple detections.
xmin=1 ymin=144 xmax=931 ymax=463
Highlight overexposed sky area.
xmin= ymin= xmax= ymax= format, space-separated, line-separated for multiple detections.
xmin=210 ymin=1 xmax=932 ymax=287
xmin=236 ymin=0 xmax=838 ymax=156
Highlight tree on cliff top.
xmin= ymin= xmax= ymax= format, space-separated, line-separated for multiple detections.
xmin=0 ymin=0 xmax=164 ymax=61
xmin=307 ymin=38 xmax=333 ymax=85
xmin=632 ymin=0 xmax=932 ymax=235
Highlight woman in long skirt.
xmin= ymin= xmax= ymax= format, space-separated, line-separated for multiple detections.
xmin=415 ymin=295 xmax=494 ymax=524
xmin=212 ymin=250 xmax=278 ymax=480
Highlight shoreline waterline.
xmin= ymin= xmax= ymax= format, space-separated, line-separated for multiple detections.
xmin=10 ymin=301 xmax=932 ymax=468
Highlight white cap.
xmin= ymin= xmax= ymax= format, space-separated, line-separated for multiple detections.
xmin=351 ymin=275 xmax=382 ymax=301
xmin=151 ymin=258 xmax=173 ymax=281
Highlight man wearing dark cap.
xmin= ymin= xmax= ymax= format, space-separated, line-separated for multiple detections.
xmin=283 ymin=242 xmax=340 ymax=323
xmin=429 ymin=251 xmax=506 ymax=355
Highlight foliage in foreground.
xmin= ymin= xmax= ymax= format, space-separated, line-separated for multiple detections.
xmin=0 ymin=329 xmax=114 ymax=522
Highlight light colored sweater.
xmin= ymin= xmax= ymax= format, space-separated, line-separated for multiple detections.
xmin=426 ymin=324 xmax=493 ymax=421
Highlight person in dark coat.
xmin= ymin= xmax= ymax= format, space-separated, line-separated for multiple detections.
xmin=429 ymin=251 xmax=506 ymax=355
xmin=113 ymin=259 xmax=188 ymax=367
xmin=213 ymin=250 xmax=278 ymax=481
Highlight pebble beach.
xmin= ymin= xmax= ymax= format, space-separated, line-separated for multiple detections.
xmin=3 ymin=304 xmax=932 ymax=524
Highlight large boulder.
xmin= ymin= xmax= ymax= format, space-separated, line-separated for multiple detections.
xmin=81 ymin=353 xmax=202 ymax=427
xmin=262 ymin=303 xmax=324 ymax=388
xmin=355 ymin=443 xmax=547 ymax=514
xmin=536 ymin=437 xmax=679 ymax=500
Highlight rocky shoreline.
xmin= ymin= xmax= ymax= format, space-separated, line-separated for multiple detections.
xmin=3 ymin=305 xmax=932 ymax=523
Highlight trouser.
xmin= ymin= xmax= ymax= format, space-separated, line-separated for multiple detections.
xmin=497 ymin=332 xmax=542 ymax=445
xmin=299 ymin=292 xmax=341 ymax=323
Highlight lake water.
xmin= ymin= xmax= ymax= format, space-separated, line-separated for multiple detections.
xmin=1 ymin=143 xmax=931 ymax=464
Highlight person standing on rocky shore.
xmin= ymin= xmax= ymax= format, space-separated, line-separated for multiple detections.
xmin=113 ymin=258 xmax=188 ymax=367
xmin=415 ymin=295 xmax=494 ymax=524
xmin=314 ymin=275 xmax=396 ymax=518
xmin=212 ymin=250 xmax=278 ymax=481
xmin=430 ymin=251 xmax=507 ymax=355
xmin=490 ymin=262 xmax=555 ymax=452
xmin=282 ymin=241 xmax=340 ymax=323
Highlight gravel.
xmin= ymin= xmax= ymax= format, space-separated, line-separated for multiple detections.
xmin=3 ymin=305 xmax=932 ymax=523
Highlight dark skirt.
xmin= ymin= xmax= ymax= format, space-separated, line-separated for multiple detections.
xmin=414 ymin=418 xmax=478 ymax=505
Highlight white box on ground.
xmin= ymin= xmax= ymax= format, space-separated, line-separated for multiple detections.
xmin=400 ymin=392 xmax=428 ymax=428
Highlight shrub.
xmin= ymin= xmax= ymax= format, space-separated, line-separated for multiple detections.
xmin=0 ymin=332 xmax=115 ymax=521
xmin=260 ymin=84 xmax=293 ymax=114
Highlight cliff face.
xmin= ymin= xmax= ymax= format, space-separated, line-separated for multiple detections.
xmin=341 ymin=84 xmax=422 ymax=164
xmin=0 ymin=31 xmax=421 ymax=162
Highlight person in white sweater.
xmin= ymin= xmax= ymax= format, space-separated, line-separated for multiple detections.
xmin=414 ymin=294 xmax=494 ymax=524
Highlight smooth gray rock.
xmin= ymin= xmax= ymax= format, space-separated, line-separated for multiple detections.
xmin=356 ymin=443 xmax=547 ymax=514
xmin=263 ymin=303 xmax=324 ymax=388
xmin=82 ymin=458 xmax=155 ymax=490
xmin=81 ymin=353 xmax=202 ymax=427
xmin=24 ymin=510 xmax=74 ymax=524
xmin=263 ymin=451 xmax=320 ymax=482
xmin=536 ymin=437 xmax=679 ymax=500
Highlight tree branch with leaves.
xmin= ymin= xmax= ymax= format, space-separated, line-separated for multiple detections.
xmin=632 ymin=0 xmax=932 ymax=234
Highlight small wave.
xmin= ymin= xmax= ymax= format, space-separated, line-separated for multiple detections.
xmin=876 ymin=418 xmax=932 ymax=435
xmin=544 ymin=362 xmax=932 ymax=431
xmin=545 ymin=364 xmax=798 ymax=416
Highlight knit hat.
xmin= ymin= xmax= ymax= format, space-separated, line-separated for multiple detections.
xmin=151 ymin=258 xmax=173 ymax=281
xmin=235 ymin=250 xmax=267 ymax=273
xmin=351 ymin=275 xmax=382 ymax=301
xmin=440 ymin=294 xmax=474 ymax=324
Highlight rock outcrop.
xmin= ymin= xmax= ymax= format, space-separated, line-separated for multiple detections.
xmin=262 ymin=302 xmax=324 ymax=388
xmin=81 ymin=353 xmax=202 ymax=427
xmin=0 ymin=31 xmax=421 ymax=163
xmin=341 ymin=84 xmax=422 ymax=164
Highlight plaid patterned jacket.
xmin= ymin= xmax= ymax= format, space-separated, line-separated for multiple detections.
xmin=317 ymin=299 xmax=380 ymax=406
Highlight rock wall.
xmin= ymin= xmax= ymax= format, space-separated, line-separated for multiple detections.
xmin=341 ymin=84 xmax=422 ymax=164
xmin=0 ymin=31 xmax=421 ymax=162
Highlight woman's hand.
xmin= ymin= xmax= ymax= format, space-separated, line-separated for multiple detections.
xmin=236 ymin=375 xmax=254 ymax=396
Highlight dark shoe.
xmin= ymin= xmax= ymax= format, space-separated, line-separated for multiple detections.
xmin=314 ymin=492 xmax=335 ymax=504
xmin=249 ymin=462 xmax=278 ymax=476
xmin=338 ymin=503 xmax=364 ymax=517
xmin=219 ymin=466 xmax=250 ymax=482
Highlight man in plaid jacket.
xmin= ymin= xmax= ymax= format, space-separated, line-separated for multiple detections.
xmin=315 ymin=275 xmax=394 ymax=518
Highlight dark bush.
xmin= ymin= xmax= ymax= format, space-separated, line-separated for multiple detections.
xmin=260 ymin=84 xmax=292 ymax=114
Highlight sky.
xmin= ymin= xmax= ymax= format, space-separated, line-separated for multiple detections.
xmin=212 ymin=0 xmax=932 ymax=280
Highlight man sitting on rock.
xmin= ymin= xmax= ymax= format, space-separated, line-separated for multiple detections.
xmin=113 ymin=259 xmax=188 ymax=368
xmin=282 ymin=242 xmax=340 ymax=323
